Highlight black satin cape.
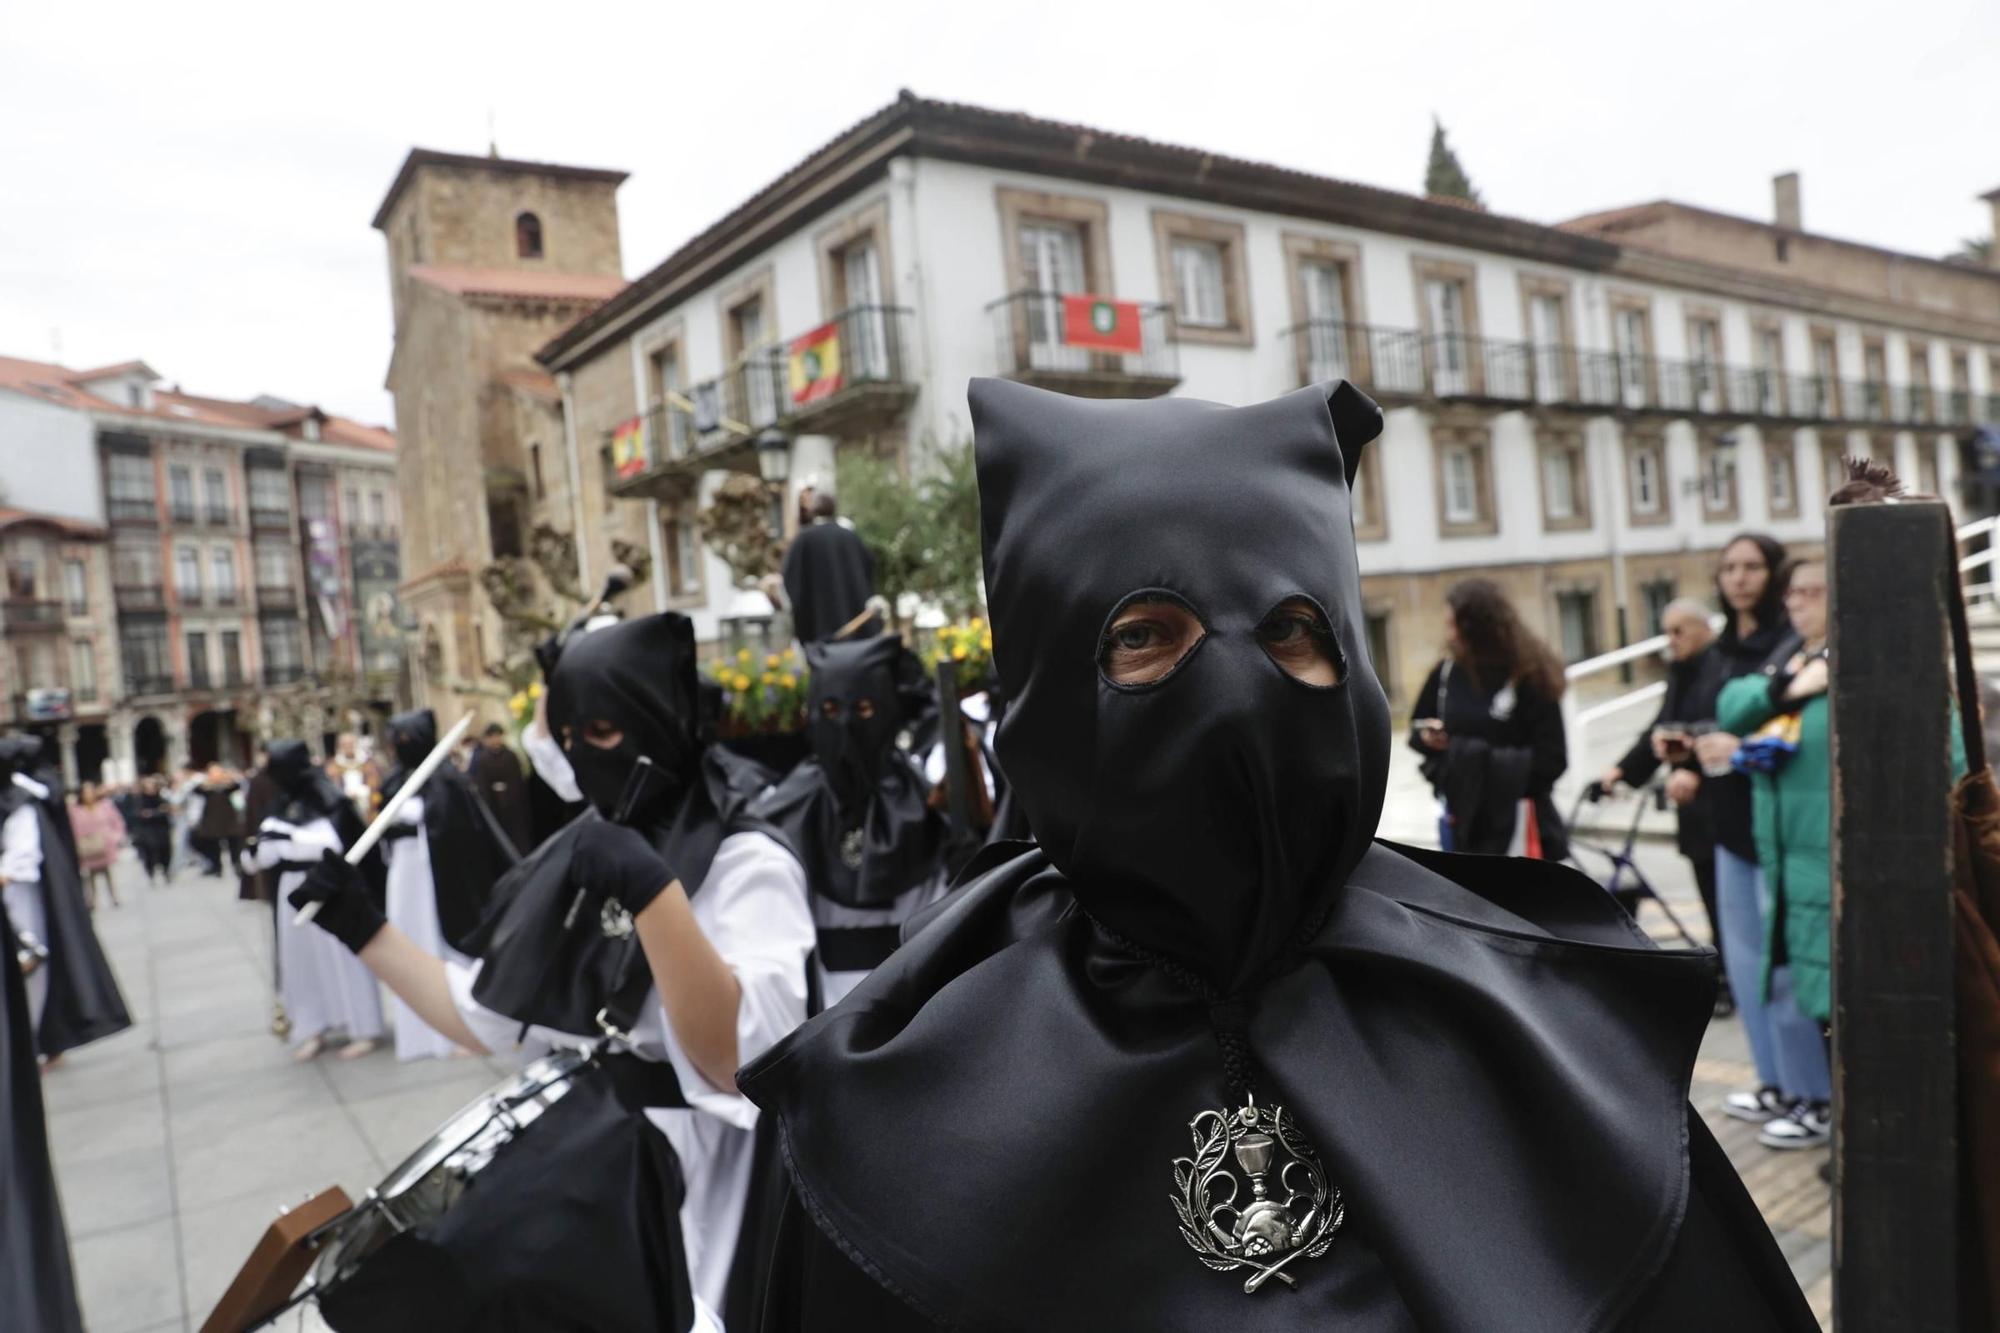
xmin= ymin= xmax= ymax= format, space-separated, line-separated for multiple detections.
xmin=381 ymin=753 xmax=520 ymax=955
xmin=318 ymin=1055 xmax=695 ymax=1333
xmin=741 ymin=842 xmax=1816 ymax=1332
xmin=465 ymin=746 xmax=771 ymax=1039
xmin=751 ymin=637 xmax=945 ymax=911
xmin=0 ymin=892 xmax=84 ymax=1332
xmin=0 ymin=782 xmax=132 ymax=1058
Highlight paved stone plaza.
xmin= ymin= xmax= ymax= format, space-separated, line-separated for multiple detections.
xmin=42 ymin=801 xmax=1830 ymax=1331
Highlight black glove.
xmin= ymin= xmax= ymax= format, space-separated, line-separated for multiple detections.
xmin=569 ymin=818 xmax=677 ymax=922
xmin=288 ymin=850 xmax=386 ymax=954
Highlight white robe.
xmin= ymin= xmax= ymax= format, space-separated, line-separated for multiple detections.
xmin=252 ymin=816 xmax=385 ymax=1047
xmin=2 ymin=799 xmax=48 ymax=1030
xmin=810 ymin=867 xmax=952 ymax=1009
xmin=382 ymin=798 xmax=467 ymax=1062
xmin=445 ymin=829 xmax=812 ymax=1331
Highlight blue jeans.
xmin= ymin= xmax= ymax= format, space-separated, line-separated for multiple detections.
xmin=1714 ymin=848 xmax=1832 ymax=1102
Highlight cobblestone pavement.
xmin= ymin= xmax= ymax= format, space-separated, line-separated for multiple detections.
xmin=43 ymin=824 xmax=1828 ymax=1331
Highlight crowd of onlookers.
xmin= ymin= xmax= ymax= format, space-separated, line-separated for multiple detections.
xmin=58 ymin=721 xmax=541 ymax=907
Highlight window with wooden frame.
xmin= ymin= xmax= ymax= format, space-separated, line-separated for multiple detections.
xmin=1806 ymin=326 xmax=1841 ymax=418
xmin=1766 ymin=437 xmax=1800 ymax=518
xmin=661 ymin=504 xmax=706 ymax=606
xmin=996 ymin=187 xmax=1113 ymax=370
xmin=1625 ymin=428 xmax=1670 ymax=526
xmin=1750 ymin=318 xmax=1787 ymax=416
xmin=1534 ymin=418 xmax=1590 ymax=531
xmin=1685 ymin=309 xmax=1725 ymax=414
xmin=1363 ymin=605 xmax=1398 ymax=703
xmin=1916 ymin=436 xmax=1942 ymax=498
xmin=817 ymin=200 xmax=897 ymax=382
xmin=1552 ymin=584 xmax=1603 ymax=665
xmin=1151 ymin=211 xmax=1251 ymax=345
xmin=1905 ymin=339 xmax=1934 ymax=421
xmin=1861 ymin=337 xmax=1889 ymax=420
xmin=1413 ymin=257 xmax=1482 ymax=396
xmin=1519 ymin=275 xmax=1575 ymax=403
xmin=1350 ymin=442 xmax=1388 ymax=543
xmin=1607 ymin=293 xmax=1656 ymax=409
xmin=717 ymin=268 xmax=779 ymax=429
xmin=1949 ymin=348 xmax=1973 ymax=423
xmin=1819 ymin=435 xmax=1853 ymax=502
xmin=643 ymin=329 xmax=690 ymax=459
xmin=1431 ymin=411 xmax=1496 ymax=536
xmin=1697 ymin=429 xmax=1739 ymax=521
xmin=1284 ymin=234 xmax=1367 ymax=386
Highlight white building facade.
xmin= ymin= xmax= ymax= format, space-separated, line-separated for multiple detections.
xmin=539 ymin=96 xmax=2000 ymax=705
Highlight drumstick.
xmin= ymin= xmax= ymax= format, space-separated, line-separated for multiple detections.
xmin=295 ymin=712 xmax=475 ymax=926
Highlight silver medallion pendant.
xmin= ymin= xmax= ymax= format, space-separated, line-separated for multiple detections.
xmin=839 ymin=826 xmax=866 ymax=870
xmin=599 ymin=898 xmax=636 ymax=940
xmin=1170 ymin=1094 xmax=1343 ymax=1294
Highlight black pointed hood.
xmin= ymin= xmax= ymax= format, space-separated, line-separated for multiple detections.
xmin=974 ymin=377 xmax=1388 ymax=991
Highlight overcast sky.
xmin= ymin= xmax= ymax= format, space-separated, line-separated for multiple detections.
xmin=4 ymin=0 xmax=1995 ymax=427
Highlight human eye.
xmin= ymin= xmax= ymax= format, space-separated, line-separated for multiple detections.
xmin=1099 ymin=598 xmax=1203 ymax=686
xmin=1256 ymin=600 xmax=1342 ymax=686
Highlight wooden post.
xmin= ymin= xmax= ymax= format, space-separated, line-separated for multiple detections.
xmin=1828 ymin=499 xmax=1959 ymax=1330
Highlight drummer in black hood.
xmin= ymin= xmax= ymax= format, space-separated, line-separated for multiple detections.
xmin=751 ymin=635 xmax=950 ymax=1005
xmin=291 ymin=612 xmax=813 ymax=1331
xmin=373 ymin=709 xmax=517 ymax=1061
xmin=0 ymin=735 xmax=129 ymax=1066
xmin=738 ymin=378 xmax=1818 ymax=1331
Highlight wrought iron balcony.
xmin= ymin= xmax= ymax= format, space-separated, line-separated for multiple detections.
xmin=1280 ymin=317 xmax=1980 ymax=428
xmin=204 ymin=506 xmax=234 ymax=528
xmin=107 ymin=497 xmax=157 ymax=525
xmin=2 ymin=598 xmax=64 ymax=630
xmin=125 ymin=673 xmax=174 ymax=699
xmin=169 ymin=504 xmax=196 ymax=526
xmin=114 ymin=582 xmax=165 ymax=612
xmin=987 ymin=291 xmax=1179 ymax=399
xmin=250 ymin=505 xmax=292 ymax=531
xmin=212 ymin=588 xmax=240 ymax=608
xmin=255 ymin=583 xmax=297 ymax=610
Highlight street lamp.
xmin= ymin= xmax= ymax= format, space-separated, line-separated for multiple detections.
xmin=755 ymin=429 xmax=793 ymax=485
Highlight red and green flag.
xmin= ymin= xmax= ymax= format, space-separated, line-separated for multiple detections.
xmin=789 ymin=322 xmax=844 ymax=406
xmin=1062 ymin=294 xmax=1143 ymax=354
xmin=611 ymin=416 xmax=648 ymax=479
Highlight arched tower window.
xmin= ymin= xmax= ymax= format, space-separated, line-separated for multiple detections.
xmin=516 ymin=212 xmax=544 ymax=259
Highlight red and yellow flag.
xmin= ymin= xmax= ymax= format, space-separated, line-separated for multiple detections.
xmin=611 ymin=416 xmax=647 ymax=479
xmin=1062 ymin=294 xmax=1144 ymax=354
xmin=789 ymin=322 xmax=844 ymax=406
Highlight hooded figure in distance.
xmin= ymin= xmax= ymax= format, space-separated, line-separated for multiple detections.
xmin=0 ymin=736 xmax=129 ymax=1061
xmin=374 ymin=709 xmax=517 ymax=1060
xmin=752 ymin=635 xmax=949 ymax=1006
xmin=740 ymin=379 xmax=1817 ymax=1332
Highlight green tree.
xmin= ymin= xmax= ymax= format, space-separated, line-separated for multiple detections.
xmin=836 ymin=443 xmax=984 ymax=628
xmin=1949 ymin=235 xmax=1993 ymax=266
xmin=1424 ymin=116 xmax=1483 ymax=207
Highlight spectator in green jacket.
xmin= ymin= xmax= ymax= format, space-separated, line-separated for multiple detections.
xmin=1718 ymin=555 xmax=1965 ymax=1153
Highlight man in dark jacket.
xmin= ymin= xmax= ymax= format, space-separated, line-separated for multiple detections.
xmin=1601 ymin=599 xmax=1726 ymax=992
xmin=780 ymin=493 xmax=876 ymax=643
xmin=467 ymin=723 xmax=533 ymax=854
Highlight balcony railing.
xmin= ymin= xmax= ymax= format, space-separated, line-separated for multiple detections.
xmin=256 ymin=583 xmax=297 ymax=610
xmin=264 ymin=663 xmax=305 ymax=686
xmin=114 ymin=582 xmax=165 ymax=612
xmin=169 ymin=504 xmax=195 ymax=526
xmin=1280 ymin=317 xmax=1988 ymax=427
xmin=188 ymin=667 xmax=212 ymax=692
xmin=205 ymin=506 xmax=234 ymax=527
xmin=107 ymin=497 xmax=156 ymax=525
xmin=125 ymin=673 xmax=174 ymax=698
xmin=987 ymin=291 xmax=1179 ymax=394
xmin=2 ymin=598 xmax=63 ymax=629
xmin=212 ymin=588 xmax=240 ymax=608
xmin=250 ymin=505 xmax=292 ymax=531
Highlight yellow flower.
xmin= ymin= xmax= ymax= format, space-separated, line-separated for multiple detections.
xmin=779 ymin=674 xmax=796 ymax=688
xmin=968 ymin=617 xmax=984 ymax=631
xmin=981 ymin=631 xmax=993 ymax=651
xmin=734 ymin=673 xmax=753 ymax=691
xmin=736 ymin=648 xmax=753 ymax=664
xmin=528 ymin=681 xmax=543 ymax=699
xmin=766 ymin=654 xmax=781 ymax=670
xmin=951 ymin=645 xmax=968 ymax=661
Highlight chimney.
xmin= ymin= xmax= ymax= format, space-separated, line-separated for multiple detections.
xmin=1982 ymin=188 xmax=2000 ymax=270
xmin=1773 ymin=172 xmax=1802 ymax=232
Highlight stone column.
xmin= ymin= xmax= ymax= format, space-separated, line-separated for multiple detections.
xmin=56 ymin=722 xmax=79 ymax=789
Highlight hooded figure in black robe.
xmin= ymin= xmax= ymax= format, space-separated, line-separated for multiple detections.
xmin=739 ymin=379 xmax=1817 ymax=1332
xmin=321 ymin=614 xmax=790 ymax=1333
xmin=266 ymin=742 xmax=366 ymax=848
xmin=0 ymin=740 xmax=130 ymax=1060
xmin=0 ymin=890 xmax=84 ymax=1332
xmin=781 ymin=504 xmax=876 ymax=643
xmin=752 ymin=636 xmax=948 ymax=999
xmin=4 ymin=734 xmax=78 ymax=874
xmin=379 ymin=709 xmax=518 ymax=954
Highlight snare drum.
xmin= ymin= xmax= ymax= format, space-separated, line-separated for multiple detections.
xmin=310 ymin=1047 xmax=598 ymax=1292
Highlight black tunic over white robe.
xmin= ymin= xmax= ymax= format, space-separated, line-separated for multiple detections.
xmin=739 ymin=379 xmax=1816 ymax=1332
xmin=780 ymin=519 xmax=875 ymax=644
